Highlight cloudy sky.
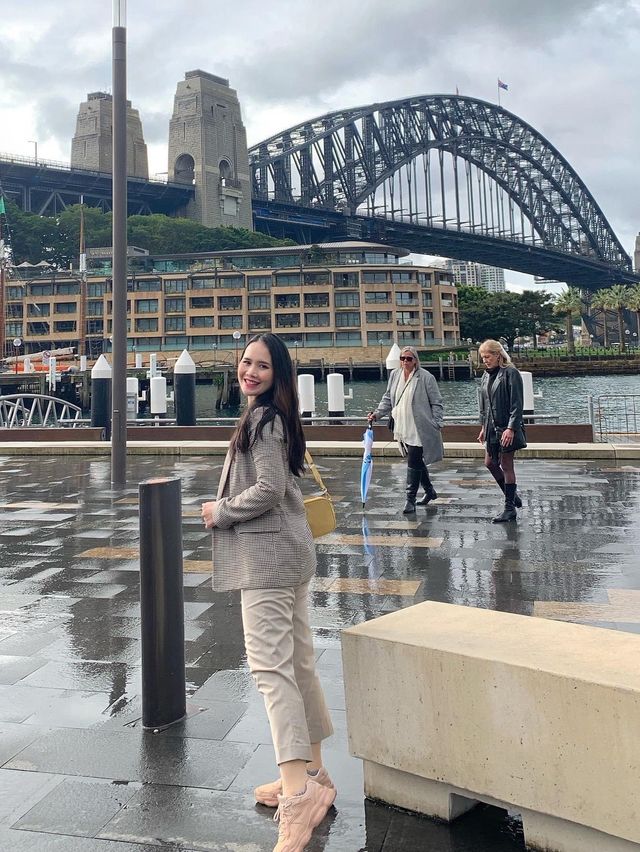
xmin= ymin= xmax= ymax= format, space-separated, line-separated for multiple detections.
xmin=1 ymin=0 xmax=639 ymax=283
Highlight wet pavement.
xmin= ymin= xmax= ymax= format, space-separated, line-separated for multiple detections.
xmin=1 ymin=453 xmax=640 ymax=850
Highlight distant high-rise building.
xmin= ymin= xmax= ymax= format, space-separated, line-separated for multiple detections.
xmin=634 ymin=233 xmax=640 ymax=272
xmin=447 ymin=260 xmax=505 ymax=293
xmin=71 ymin=92 xmax=149 ymax=179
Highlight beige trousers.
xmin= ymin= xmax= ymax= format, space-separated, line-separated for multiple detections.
xmin=240 ymin=581 xmax=334 ymax=765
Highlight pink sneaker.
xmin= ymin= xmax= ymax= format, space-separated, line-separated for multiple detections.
xmin=255 ymin=766 xmax=335 ymax=808
xmin=273 ymin=779 xmax=336 ymax=852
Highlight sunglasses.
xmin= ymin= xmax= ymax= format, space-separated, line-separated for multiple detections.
xmin=399 ymin=356 xmax=415 ymax=362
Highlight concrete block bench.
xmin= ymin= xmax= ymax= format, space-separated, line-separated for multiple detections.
xmin=341 ymin=602 xmax=640 ymax=852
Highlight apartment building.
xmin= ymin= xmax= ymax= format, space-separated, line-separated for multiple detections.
xmin=4 ymin=242 xmax=459 ymax=363
xmin=447 ymin=259 xmax=506 ymax=293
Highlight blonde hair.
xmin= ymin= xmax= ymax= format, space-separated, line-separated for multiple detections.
xmin=478 ymin=338 xmax=511 ymax=366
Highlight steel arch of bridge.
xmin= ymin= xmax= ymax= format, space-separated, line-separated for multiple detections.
xmin=249 ymin=95 xmax=632 ymax=284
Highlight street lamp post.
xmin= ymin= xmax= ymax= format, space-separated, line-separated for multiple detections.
xmin=28 ymin=141 xmax=38 ymax=165
xmin=13 ymin=337 xmax=22 ymax=374
xmin=111 ymin=0 xmax=128 ymax=486
xmin=232 ymin=330 xmax=242 ymax=368
xmin=211 ymin=342 xmax=218 ymax=364
xmin=515 ymin=327 xmax=520 ymax=356
xmin=294 ymin=340 xmax=299 ymax=371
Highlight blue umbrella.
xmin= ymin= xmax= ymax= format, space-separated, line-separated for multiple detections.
xmin=360 ymin=426 xmax=374 ymax=508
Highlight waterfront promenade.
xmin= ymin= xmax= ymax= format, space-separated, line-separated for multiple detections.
xmin=1 ymin=449 xmax=639 ymax=850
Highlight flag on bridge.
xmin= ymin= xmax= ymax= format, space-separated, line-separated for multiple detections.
xmin=498 ymin=79 xmax=509 ymax=91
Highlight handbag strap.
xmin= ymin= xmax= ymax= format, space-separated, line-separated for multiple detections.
xmin=305 ymin=450 xmax=330 ymax=497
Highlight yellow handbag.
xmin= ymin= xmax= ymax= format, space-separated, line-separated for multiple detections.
xmin=304 ymin=450 xmax=337 ymax=539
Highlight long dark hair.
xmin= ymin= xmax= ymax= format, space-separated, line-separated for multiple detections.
xmin=230 ymin=333 xmax=306 ymax=476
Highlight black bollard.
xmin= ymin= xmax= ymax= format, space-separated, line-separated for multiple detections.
xmin=174 ymin=349 xmax=196 ymax=426
xmin=139 ymin=476 xmax=186 ymax=730
xmin=90 ymin=355 xmax=112 ymax=439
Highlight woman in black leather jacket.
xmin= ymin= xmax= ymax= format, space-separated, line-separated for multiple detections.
xmin=477 ymin=339 xmax=527 ymax=522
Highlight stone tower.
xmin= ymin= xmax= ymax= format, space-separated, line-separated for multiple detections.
xmin=71 ymin=92 xmax=149 ymax=179
xmin=168 ymin=70 xmax=252 ymax=229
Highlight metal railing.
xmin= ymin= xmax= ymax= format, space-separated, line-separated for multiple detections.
xmin=589 ymin=394 xmax=640 ymax=442
xmin=0 ymin=394 xmax=83 ymax=428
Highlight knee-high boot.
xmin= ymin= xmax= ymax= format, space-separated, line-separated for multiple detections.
xmin=492 ymin=482 xmax=517 ymax=523
xmin=403 ymin=468 xmax=422 ymax=514
xmin=416 ymin=467 xmax=438 ymax=505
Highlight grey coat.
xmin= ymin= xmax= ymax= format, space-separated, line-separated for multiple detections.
xmin=374 ymin=367 xmax=445 ymax=465
xmin=211 ymin=408 xmax=316 ymax=592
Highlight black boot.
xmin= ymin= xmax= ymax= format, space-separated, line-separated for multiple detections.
xmin=492 ymin=483 xmax=517 ymax=523
xmin=416 ymin=468 xmax=438 ymax=506
xmin=403 ymin=468 xmax=422 ymax=513
xmin=496 ymin=477 xmax=522 ymax=509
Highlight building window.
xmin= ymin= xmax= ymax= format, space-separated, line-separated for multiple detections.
xmin=28 ymin=322 xmax=49 ymax=336
xmin=216 ymin=276 xmax=244 ymax=290
xmin=135 ymin=299 xmax=159 ymax=313
xmin=189 ymin=296 xmax=213 ymax=309
xmin=135 ymin=336 xmax=162 ymax=349
xmin=29 ymin=284 xmax=53 ymax=297
xmin=335 ymin=292 xmax=360 ymax=308
xmin=136 ymin=317 xmax=159 ymax=332
xmin=365 ymin=291 xmax=391 ymax=304
xmin=164 ymin=297 xmax=185 ymax=313
xmin=443 ymin=312 xmax=456 ymax=325
xmin=219 ymin=315 xmax=243 ymax=329
xmin=87 ymin=283 xmax=105 ymax=297
xmin=335 ymin=311 xmax=360 ymax=328
xmin=248 ymin=275 xmax=271 ymax=291
xmin=362 ymin=272 xmax=387 ymax=284
xmin=87 ymin=301 xmax=103 ymax=316
xmin=367 ymin=330 xmax=393 ymax=344
xmin=418 ymin=272 xmax=432 ymax=287
xmin=190 ymin=277 xmax=215 ymax=290
xmin=190 ymin=335 xmax=218 ymax=348
xmin=303 ymin=272 xmax=330 ymax=285
xmin=424 ymin=329 xmax=435 ymax=342
xmin=130 ymin=278 xmax=161 ymax=292
xmin=6 ymin=304 xmax=23 ymax=318
xmin=391 ymin=271 xmax=415 ymax=283
xmin=423 ymin=311 xmax=434 ymax=325
xmin=275 ymin=295 xmax=300 ymax=309
xmin=366 ymin=311 xmax=392 ymax=323
xmin=397 ymin=330 xmax=420 ymax=344
xmin=249 ymin=314 xmax=271 ymax=330
xmin=275 ymin=273 xmax=301 ymax=286
xmin=305 ymin=332 xmax=333 ymax=346
xmin=190 ymin=316 xmax=214 ymax=328
xmin=29 ymin=303 xmax=50 ymax=316
xmin=396 ymin=292 xmax=419 ymax=306
xmin=6 ymin=322 xmax=23 ymax=337
xmin=54 ymin=321 xmax=76 ymax=333
xmin=333 ymin=272 xmax=359 ymax=288
xmin=275 ymin=314 xmax=301 ymax=328
xmin=55 ymin=302 xmax=77 ymax=314
xmin=165 ymin=316 xmax=186 ymax=332
xmin=7 ymin=287 xmax=25 ymax=300
xmin=304 ymin=293 xmax=329 ymax=308
xmin=397 ymin=311 xmax=420 ymax=326
xmin=305 ymin=313 xmax=330 ymax=328
xmin=56 ymin=282 xmax=80 ymax=295
xmin=219 ymin=295 xmax=242 ymax=311
xmin=248 ymin=294 xmax=270 ymax=310
xmin=87 ymin=319 xmax=104 ymax=335
xmin=423 ymin=292 xmax=433 ymax=306
xmin=335 ymin=331 xmax=361 ymax=346
xmin=164 ymin=335 xmax=189 ymax=347
xmin=164 ymin=278 xmax=188 ymax=294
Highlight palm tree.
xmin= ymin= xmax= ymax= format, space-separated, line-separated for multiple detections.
xmin=625 ymin=284 xmax=640 ymax=349
xmin=590 ymin=289 xmax=611 ymax=348
xmin=606 ymin=285 xmax=631 ymax=352
xmin=553 ymin=287 xmax=582 ymax=355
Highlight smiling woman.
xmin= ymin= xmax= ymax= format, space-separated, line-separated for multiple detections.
xmin=200 ymin=332 xmax=336 ymax=850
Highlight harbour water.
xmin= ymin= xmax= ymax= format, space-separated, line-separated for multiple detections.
xmin=192 ymin=373 xmax=640 ymax=423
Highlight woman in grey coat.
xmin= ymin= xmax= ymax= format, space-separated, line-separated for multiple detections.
xmin=368 ymin=345 xmax=444 ymax=513
xmin=201 ymin=334 xmax=335 ymax=852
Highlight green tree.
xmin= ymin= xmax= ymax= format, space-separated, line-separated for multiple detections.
xmin=626 ymin=284 xmax=640 ymax=348
xmin=552 ymin=287 xmax=583 ymax=355
xmin=590 ymin=289 xmax=611 ymax=348
xmin=516 ymin=290 xmax=557 ymax=344
xmin=458 ymin=285 xmax=529 ymax=348
xmin=605 ymin=284 xmax=631 ymax=352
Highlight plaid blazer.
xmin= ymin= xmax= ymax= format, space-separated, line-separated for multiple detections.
xmin=211 ymin=408 xmax=316 ymax=591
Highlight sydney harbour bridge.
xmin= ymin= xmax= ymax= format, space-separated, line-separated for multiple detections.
xmin=0 ymin=93 xmax=636 ymax=290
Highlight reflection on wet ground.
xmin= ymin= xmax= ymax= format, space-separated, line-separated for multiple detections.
xmin=0 ymin=454 xmax=639 ymax=850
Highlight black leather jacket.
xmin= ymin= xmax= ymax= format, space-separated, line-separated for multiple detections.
xmin=479 ymin=365 xmax=524 ymax=431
